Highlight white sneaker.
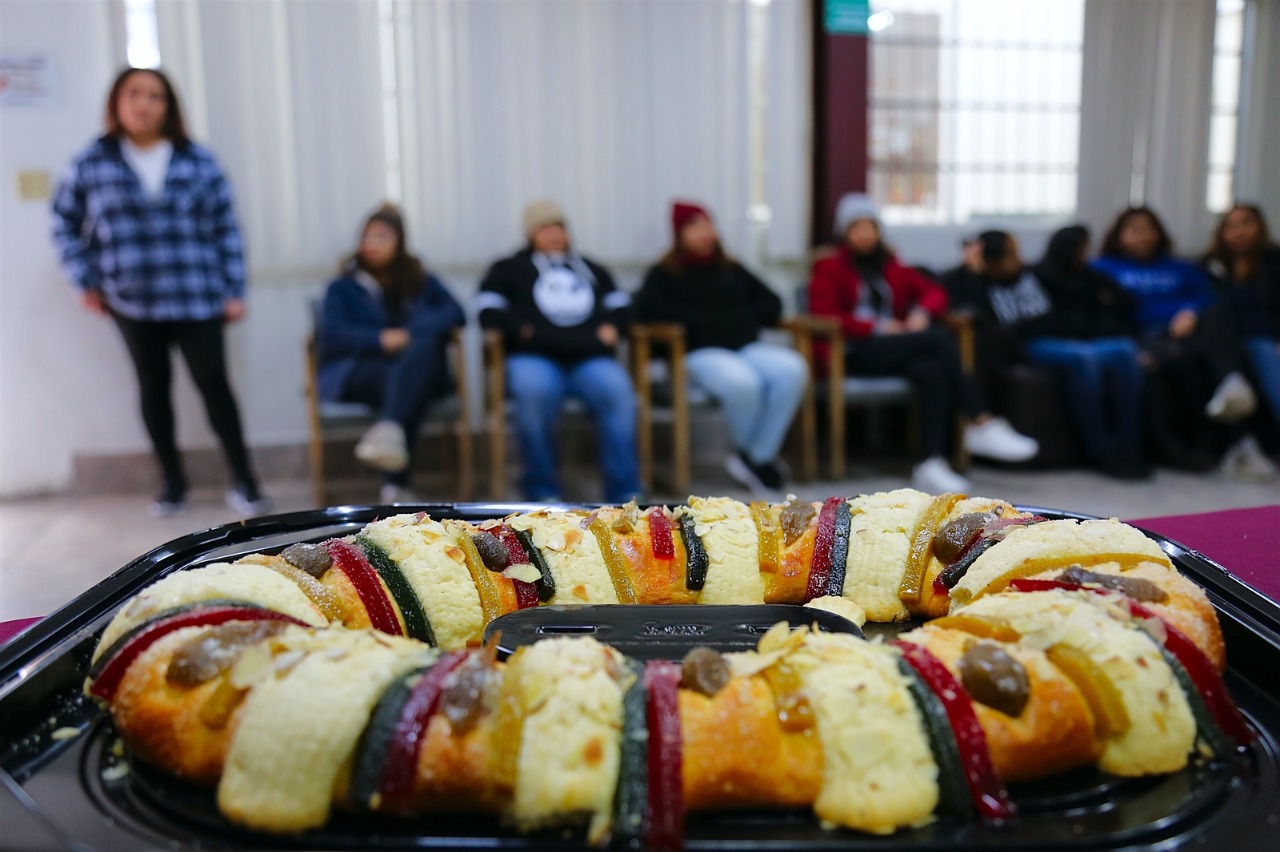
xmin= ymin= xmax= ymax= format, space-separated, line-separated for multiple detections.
xmin=725 ymin=452 xmax=770 ymax=497
xmin=963 ymin=417 xmax=1039 ymax=463
xmin=1206 ymin=372 xmax=1257 ymax=423
xmin=379 ymin=483 xmax=418 ymax=503
xmin=1220 ymin=435 xmax=1279 ymax=482
xmin=225 ymin=485 xmax=273 ymax=517
xmin=355 ymin=420 xmax=409 ymax=472
xmin=912 ymin=456 xmax=971 ymax=494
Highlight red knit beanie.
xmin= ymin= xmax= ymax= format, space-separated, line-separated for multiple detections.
xmin=671 ymin=201 xmax=710 ymax=240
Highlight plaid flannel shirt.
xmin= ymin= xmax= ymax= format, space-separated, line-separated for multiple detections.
xmin=51 ymin=135 xmax=246 ymax=322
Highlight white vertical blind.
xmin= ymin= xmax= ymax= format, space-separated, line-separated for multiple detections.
xmin=153 ymin=0 xmax=812 ymax=277
xmin=155 ymin=0 xmax=392 ymax=275
xmin=1077 ymin=0 xmax=1216 ymax=251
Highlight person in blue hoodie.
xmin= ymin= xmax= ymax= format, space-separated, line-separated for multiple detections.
xmin=317 ymin=205 xmax=465 ymax=502
xmin=1093 ymin=206 xmax=1255 ymax=469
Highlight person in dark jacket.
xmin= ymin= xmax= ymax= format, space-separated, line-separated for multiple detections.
xmin=476 ymin=200 xmax=641 ymax=503
xmin=808 ymin=194 xmax=1037 ymax=494
xmin=1094 ymin=206 xmax=1255 ymax=470
xmin=318 ymin=205 xmax=465 ymax=502
xmin=51 ymin=67 xmax=269 ymax=518
xmin=636 ymin=201 xmax=807 ymax=494
xmin=946 ymin=228 xmax=1147 ymax=477
xmin=1201 ymin=203 xmax=1280 ymax=480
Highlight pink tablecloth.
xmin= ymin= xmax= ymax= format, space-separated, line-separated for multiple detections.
xmin=1128 ymin=504 xmax=1280 ymax=602
xmin=0 ymin=615 xmax=42 ymax=647
xmin=1 ymin=505 xmax=1277 ymax=648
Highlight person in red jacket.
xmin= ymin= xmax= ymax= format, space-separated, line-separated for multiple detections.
xmin=808 ymin=193 xmax=1037 ymax=492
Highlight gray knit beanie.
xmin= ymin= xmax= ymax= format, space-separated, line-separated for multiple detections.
xmin=833 ymin=192 xmax=880 ymax=240
xmin=523 ymin=199 xmax=567 ymax=240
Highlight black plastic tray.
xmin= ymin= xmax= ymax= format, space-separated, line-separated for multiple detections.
xmin=2 ymin=503 xmax=1280 ymax=851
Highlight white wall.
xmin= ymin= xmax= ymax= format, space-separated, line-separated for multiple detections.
xmin=0 ymin=0 xmax=133 ymax=494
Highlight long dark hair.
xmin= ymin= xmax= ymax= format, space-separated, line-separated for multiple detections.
xmin=345 ymin=204 xmax=425 ymax=302
xmin=658 ymin=241 xmax=735 ymax=276
xmin=1099 ymin=206 xmax=1173 ymax=259
xmin=1204 ymin=204 xmax=1274 ymax=280
xmin=1038 ymin=224 xmax=1090 ymax=275
xmin=105 ymin=67 xmax=189 ymax=145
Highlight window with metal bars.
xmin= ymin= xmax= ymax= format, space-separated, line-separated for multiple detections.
xmin=868 ymin=0 xmax=1084 ymax=226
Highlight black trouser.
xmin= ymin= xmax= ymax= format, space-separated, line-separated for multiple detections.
xmin=845 ymin=327 xmax=984 ymax=459
xmin=1141 ymin=304 xmax=1245 ymax=467
xmin=340 ymin=335 xmax=449 ymax=486
xmin=111 ymin=313 xmax=258 ymax=494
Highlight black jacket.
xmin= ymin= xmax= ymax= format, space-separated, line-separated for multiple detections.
xmin=635 ymin=258 xmax=781 ymax=351
xmin=477 ymin=249 xmax=630 ymax=362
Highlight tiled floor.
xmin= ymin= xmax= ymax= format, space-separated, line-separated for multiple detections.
xmin=1 ymin=464 xmax=1277 ymax=622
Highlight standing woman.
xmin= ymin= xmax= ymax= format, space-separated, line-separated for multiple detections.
xmin=317 ymin=205 xmax=465 ymax=502
xmin=636 ymin=201 xmax=808 ymax=494
xmin=51 ymin=67 xmax=269 ymax=517
xmin=808 ymin=193 xmax=1037 ymax=494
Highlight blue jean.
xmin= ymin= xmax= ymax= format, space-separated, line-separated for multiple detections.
xmin=506 ymin=354 xmax=641 ymax=502
xmin=684 ymin=342 xmax=809 ymax=464
xmin=1246 ymin=336 xmax=1280 ymax=422
xmin=1024 ymin=337 xmax=1144 ymax=462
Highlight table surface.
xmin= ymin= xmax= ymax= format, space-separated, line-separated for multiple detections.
xmin=3 ymin=505 xmax=1278 ymax=649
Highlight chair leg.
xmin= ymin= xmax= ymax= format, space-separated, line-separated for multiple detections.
xmin=310 ymin=434 xmax=326 ymax=507
xmin=489 ymin=416 xmax=505 ymax=499
xmin=800 ymin=380 xmax=818 ymax=482
xmin=457 ymin=417 xmax=473 ymax=501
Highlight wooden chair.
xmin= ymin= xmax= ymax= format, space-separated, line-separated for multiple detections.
xmin=794 ymin=287 xmax=974 ymax=478
xmin=304 ymin=313 xmax=473 ymax=506
xmin=629 ymin=321 xmax=823 ymax=495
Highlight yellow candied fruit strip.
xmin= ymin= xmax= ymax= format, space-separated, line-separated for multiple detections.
xmin=454 ymin=530 xmax=505 ymax=626
xmin=750 ymin=501 xmax=781 ymax=576
xmin=588 ymin=517 xmax=639 ymax=605
xmin=899 ymin=493 xmax=965 ymax=604
xmin=927 ymin=614 xmax=1022 ymax=643
xmin=1046 ymin=643 xmax=1131 ymax=738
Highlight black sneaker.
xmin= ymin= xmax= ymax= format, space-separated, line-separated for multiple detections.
xmin=751 ymin=458 xmax=787 ymax=490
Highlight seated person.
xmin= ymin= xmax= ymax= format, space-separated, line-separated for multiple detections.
xmin=945 ymin=228 xmax=1147 ymax=478
xmin=808 ymin=193 xmax=1037 ymax=494
xmin=317 ymin=204 xmax=465 ymax=503
xmin=636 ymin=201 xmax=808 ymax=495
xmin=476 ymin=200 xmax=641 ymax=503
xmin=1093 ymin=205 xmax=1255 ymax=471
xmin=1201 ymin=203 xmax=1280 ymax=480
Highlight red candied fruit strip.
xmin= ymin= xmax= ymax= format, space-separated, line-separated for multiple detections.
xmin=90 ymin=606 xmax=305 ymax=702
xmin=803 ymin=498 xmax=841 ymax=603
xmin=1133 ymin=604 xmax=1254 ymax=746
xmin=494 ymin=525 xmax=540 ymax=610
xmin=648 ymin=508 xmax=675 ymax=561
xmin=893 ymin=641 xmax=1016 ymax=822
xmin=326 ymin=539 xmax=404 ymax=636
xmin=645 ymin=660 xmax=684 ymax=851
xmin=380 ymin=650 xmax=469 ymax=800
xmin=1006 ymin=579 xmax=1254 ymax=747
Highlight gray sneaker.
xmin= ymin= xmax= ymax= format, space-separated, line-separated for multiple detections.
xmin=1206 ymin=372 xmax=1257 ymax=423
xmin=355 ymin=420 xmax=409 ymax=472
xmin=1220 ymin=435 xmax=1278 ymax=482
